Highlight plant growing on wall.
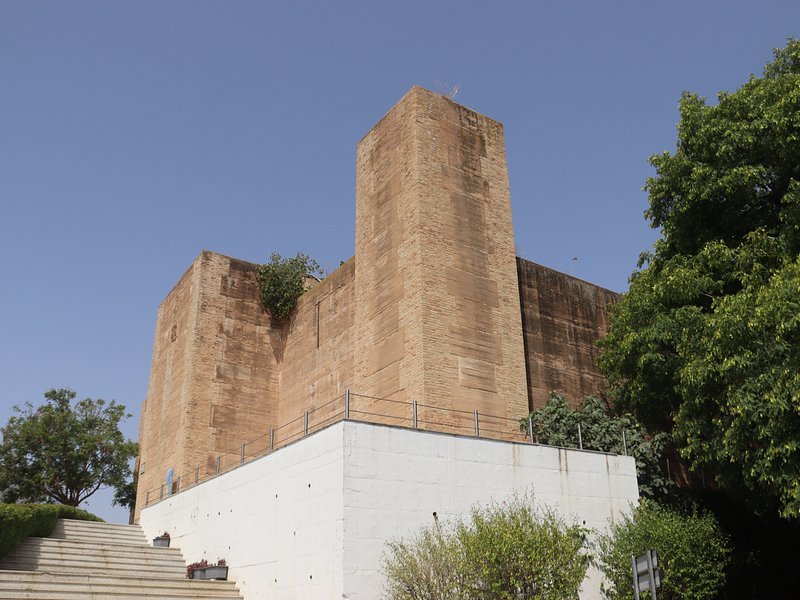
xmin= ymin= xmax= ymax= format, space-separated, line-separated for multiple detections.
xmin=520 ymin=393 xmax=672 ymax=501
xmin=256 ymin=252 xmax=323 ymax=322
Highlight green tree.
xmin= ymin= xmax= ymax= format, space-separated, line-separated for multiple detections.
xmin=256 ymin=252 xmax=323 ymax=322
xmin=0 ymin=389 xmax=138 ymax=507
xmin=521 ymin=394 xmax=672 ymax=501
xmin=382 ymin=495 xmax=588 ymax=600
xmin=112 ymin=477 xmax=137 ymax=511
xmin=597 ymin=500 xmax=730 ymax=600
xmin=599 ymin=40 xmax=800 ymax=517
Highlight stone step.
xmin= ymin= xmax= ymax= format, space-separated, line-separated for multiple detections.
xmin=52 ymin=520 xmax=145 ymax=538
xmin=0 ymin=593 xmax=239 ymax=600
xmin=53 ymin=519 xmax=142 ymax=534
xmin=46 ymin=534 xmax=147 ymax=547
xmin=48 ymin=534 xmax=149 ymax=546
xmin=0 ymin=592 xmax=238 ymax=599
xmin=0 ymin=571 xmax=241 ymax=597
xmin=0 ymin=557 xmax=186 ymax=579
xmin=48 ymin=523 xmax=146 ymax=547
xmin=12 ymin=537 xmax=183 ymax=560
xmin=15 ymin=535 xmax=178 ymax=552
xmin=0 ymin=520 xmax=243 ymax=599
xmin=0 ymin=583 xmax=241 ymax=600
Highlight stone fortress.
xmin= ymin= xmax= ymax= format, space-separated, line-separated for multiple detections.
xmin=134 ymin=86 xmax=620 ymax=520
xmin=135 ymin=87 xmax=636 ymax=600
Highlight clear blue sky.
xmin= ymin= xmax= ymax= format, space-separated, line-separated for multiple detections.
xmin=1 ymin=1 xmax=798 ymax=522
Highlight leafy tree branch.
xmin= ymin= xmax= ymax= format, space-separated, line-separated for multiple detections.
xmin=0 ymin=388 xmax=138 ymax=507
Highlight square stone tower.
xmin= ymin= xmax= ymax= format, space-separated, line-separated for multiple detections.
xmin=353 ymin=86 xmax=529 ymax=423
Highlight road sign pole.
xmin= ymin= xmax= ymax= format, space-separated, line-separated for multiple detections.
xmin=633 ymin=550 xmax=660 ymax=599
xmin=631 ymin=555 xmax=641 ymax=600
xmin=646 ymin=550 xmax=658 ymax=600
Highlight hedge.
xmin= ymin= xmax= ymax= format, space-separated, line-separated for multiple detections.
xmin=0 ymin=503 xmax=103 ymax=559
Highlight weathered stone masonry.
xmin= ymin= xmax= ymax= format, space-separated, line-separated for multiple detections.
xmin=134 ymin=87 xmax=619 ymax=520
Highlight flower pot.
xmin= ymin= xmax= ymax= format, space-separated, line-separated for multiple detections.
xmin=152 ymin=536 xmax=170 ymax=547
xmin=204 ymin=565 xmax=228 ymax=580
xmin=192 ymin=568 xmax=206 ymax=580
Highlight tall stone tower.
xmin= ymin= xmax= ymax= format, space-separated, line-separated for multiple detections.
xmin=353 ymin=86 xmax=528 ymax=422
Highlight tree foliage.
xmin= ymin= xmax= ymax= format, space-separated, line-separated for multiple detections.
xmin=599 ymin=40 xmax=800 ymax=517
xmin=112 ymin=477 xmax=137 ymax=511
xmin=597 ymin=500 xmax=730 ymax=600
xmin=382 ymin=496 xmax=588 ymax=600
xmin=383 ymin=519 xmax=468 ymax=599
xmin=521 ymin=394 xmax=672 ymax=501
xmin=256 ymin=252 xmax=323 ymax=322
xmin=0 ymin=389 xmax=138 ymax=507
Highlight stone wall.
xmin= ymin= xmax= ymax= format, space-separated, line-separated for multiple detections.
xmin=518 ymin=258 xmax=619 ymax=409
xmin=135 ymin=252 xmax=281 ymax=518
xmin=136 ymin=260 xmax=197 ymax=516
xmin=278 ymin=258 xmax=356 ymax=438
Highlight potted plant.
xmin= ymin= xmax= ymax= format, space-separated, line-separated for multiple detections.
xmin=204 ymin=558 xmax=228 ymax=580
xmin=152 ymin=532 xmax=170 ymax=547
xmin=187 ymin=559 xmax=208 ymax=580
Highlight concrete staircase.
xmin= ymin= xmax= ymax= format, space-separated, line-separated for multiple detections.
xmin=0 ymin=519 xmax=243 ymax=599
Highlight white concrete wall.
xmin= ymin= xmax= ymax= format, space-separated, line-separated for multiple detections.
xmin=140 ymin=420 xmax=639 ymax=600
xmin=139 ymin=424 xmax=346 ymax=599
xmin=341 ymin=423 xmax=638 ymax=599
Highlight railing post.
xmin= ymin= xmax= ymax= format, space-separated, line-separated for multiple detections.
xmin=578 ymin=423 xmax=583 ymax=450
xmin=159 ymin=484 xmax=164 ymax=499
xmin=216 ymin=455 xmax=221 ymax=475
xmin=474 ymin=410 xmax=480 ymax=437
xmin=529 ymin=416 xmax=534 ymax=445
xmin=241 ymin=442 xmax=245 ymax=464
xmin=269 ymin=428 xmax=274 ymax=450
xmin=145 ymin=490 xmax=150 ymax=505
xmin=195 ymin=465 xmax=199 ymax=483
xmin=412 ymin=400 xmax=418 ymax=429
xmin=304 ymin=410 xmax=309 ymax=435
xmin=345 ymin=388 xmax=350 ymax=419
xmin=622 ymin=429 xmax=628 ymax=456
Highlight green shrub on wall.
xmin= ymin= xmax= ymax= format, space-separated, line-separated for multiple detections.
xmin=256 ymin=252 xmax=323 ymax=322
xmin=520 ymin=393 xmax=672 ymax=501
xmin=0 ymin=503 xmax=102 ymax=559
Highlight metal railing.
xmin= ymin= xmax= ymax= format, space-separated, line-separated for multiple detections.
xmin=142 ymin=389 xmax=627 ymax=507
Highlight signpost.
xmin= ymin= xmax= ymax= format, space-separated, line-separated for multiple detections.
xmin=631 ymin=549 xmax=661 ymax=599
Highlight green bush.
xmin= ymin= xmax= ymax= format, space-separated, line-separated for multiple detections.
xmin=597 ymin=500 xmax=730 ymax=600
xmin=383 ymin=520 xmax=467 ymax=599
xmin=0 ymin=503 xmax=102 ymax=559
xmin=256 ymin=252 xmax=322 ymax=322
xmin=382 ymin=495 xmax=588 ymax=600
xmin=521 ymin=393 xmax=672 ymax=501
